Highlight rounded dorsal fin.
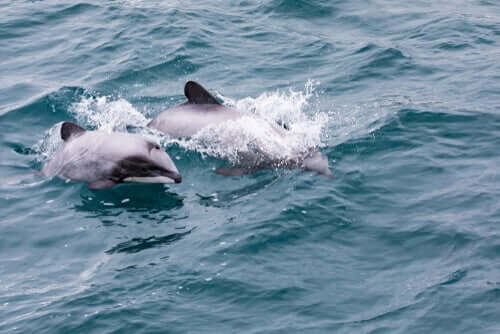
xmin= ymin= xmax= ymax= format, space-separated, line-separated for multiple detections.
xmin=61 ymin=122 xmax=86 ymax=141
xmin=184 ymin=81 xmax=220 ymax=105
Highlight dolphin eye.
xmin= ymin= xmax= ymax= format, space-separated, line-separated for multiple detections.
xmin=148 ymin=142 xmax=161 ymax=151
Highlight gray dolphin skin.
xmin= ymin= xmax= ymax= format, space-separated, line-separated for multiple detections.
xmin=42 ymin=122 xmax=182 ymax=189
xmin=148 ymin=81 xmax=242 ymax=138
xmin=149 ymin=81 xmax=333 ymax=178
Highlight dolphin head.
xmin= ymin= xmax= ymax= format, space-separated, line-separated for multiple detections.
xmin=115 ymin=140 xmax=182 ymax=185
xmin=43 ymin=122 xmax=182 ymax=190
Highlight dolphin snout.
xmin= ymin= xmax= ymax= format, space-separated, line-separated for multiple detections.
xmin=161 ymin=162 xmax=182 ymax=183
xmin=169 ymin=171 xmax=182 ymax=184
xmin=149 ymin=146 xmax=182 ymax=183
xmin=158 ymin=166 xmax=182 ymax=183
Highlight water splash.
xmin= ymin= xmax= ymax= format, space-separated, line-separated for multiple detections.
xmin=69 ymin=96 xmax=149 ymax=132
xmin=174 ymin=81 xmax=329 ymax=164
xmin=32 ymin=123 xmax=64 ymax=163
xmin=228 ymin=80 xmax=321 ymax=127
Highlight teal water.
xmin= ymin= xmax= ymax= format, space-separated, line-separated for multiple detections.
xmin=1 ymin=1 xmax=500 ymax=333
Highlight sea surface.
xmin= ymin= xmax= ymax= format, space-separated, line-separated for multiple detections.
xmin=1 ymin=1 xmax=500 ymax=333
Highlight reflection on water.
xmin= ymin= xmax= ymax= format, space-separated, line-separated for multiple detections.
xmin=75 ymin=184 xmax=184 ymax=213
xmin=197 ymin=175 xmax=280 ymax=208
xmin=106 ymin=228 xmax=193 ymax=254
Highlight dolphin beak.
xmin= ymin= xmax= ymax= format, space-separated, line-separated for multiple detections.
xmin=167 ymin=170 xmax=182 ymax=183
xmin=116 ymin=153 xmax=182 ymax=185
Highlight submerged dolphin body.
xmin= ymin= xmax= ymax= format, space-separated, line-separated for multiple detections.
xmin=148 ymin=81 xmax=332 ymax=177
xmin=42 ymin=122 xmax=182 ymax=189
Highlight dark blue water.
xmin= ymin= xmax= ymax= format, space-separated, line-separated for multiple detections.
xmin=1 ymin=1 xmax=500 ymax=333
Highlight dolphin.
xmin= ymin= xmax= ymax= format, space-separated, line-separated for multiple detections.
xmin=42 ymin=122 xmax=182 ymax=189
xmin=148 ymin=81 xmax=332 ymax=178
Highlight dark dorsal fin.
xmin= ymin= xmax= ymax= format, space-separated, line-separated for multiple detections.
xmin=61 ymin=122 xmax=86 ymax=141
xmin=184 ymin=81 xmax=220 ymax=105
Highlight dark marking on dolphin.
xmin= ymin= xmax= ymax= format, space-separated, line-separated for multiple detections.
xmin=111 ymin=156 xmax=182 ymax=183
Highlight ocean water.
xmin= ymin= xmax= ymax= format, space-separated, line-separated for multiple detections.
xmin=1 ymin=0 xmax=500 ymax=332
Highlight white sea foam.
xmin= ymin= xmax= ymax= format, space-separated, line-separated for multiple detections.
xmin=69 ymin=96 xmax=149 ymax=132
xmin=173 ymin=80 xmax=329 ymax=164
